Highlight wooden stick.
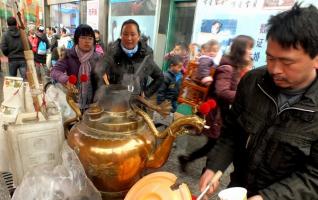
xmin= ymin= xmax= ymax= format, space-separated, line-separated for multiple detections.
xmin=197 ymin=170 xmax=223 ymax=200
xmin=15 ymin=1 xmax=47 ymax=119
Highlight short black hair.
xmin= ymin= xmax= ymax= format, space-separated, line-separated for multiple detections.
xmin=74 ymin=24 xmax=96 ymax=45
xmin=7 ymin=17 xmax=17 ymax=26
xmin=120 ymin=19 xmax=141 ymax=35
xmin=266 ymin=3 xmax=318 ymax=59
xmin=94 ymin=29 xmax=100 ymax=34
xmin=175 ymin=41 xmax=189 ymax=52
xmin=167 ymin=55 xmax=183 ymax=67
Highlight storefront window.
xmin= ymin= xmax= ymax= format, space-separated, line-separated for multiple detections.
xmin=49 ymin=2 xmax=80 ymax=34
xmin=108 ymin=0 xmax=159 ymax=48
xmin=0 ymin=1 xmax=13 ymax=37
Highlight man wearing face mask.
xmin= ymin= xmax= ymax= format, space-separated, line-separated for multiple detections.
xmin=102 ymin=19 xmax=163 ymax=98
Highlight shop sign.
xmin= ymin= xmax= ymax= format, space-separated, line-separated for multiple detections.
xmin=47 ymin=0 xmax=79 ymax=6
xmin=87 ymin=0 xmax=99 ymax=30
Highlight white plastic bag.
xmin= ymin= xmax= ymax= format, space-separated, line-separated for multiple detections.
xmin=45 ymin=83 xmax=76 ymax=122
xmin=12 ymin=142 xmax=102 ymax=200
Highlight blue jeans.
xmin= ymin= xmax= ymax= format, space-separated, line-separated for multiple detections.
xmin=8 ymin=60 xmax=27 ymax=80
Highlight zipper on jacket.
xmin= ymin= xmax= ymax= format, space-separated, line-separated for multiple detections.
xmin=245 ymin=84 xmax=278 ymax=149
xmin=257 ymin=84 xmax=315 ymax=114
xmin=246 ymin=84 xmax=315 ymax=150
xmin=257 ymin=84 xmax=279 ymax=115
xmin=244 ymin=83 xmax=316 ymax=184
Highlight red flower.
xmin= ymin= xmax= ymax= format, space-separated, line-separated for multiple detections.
xmin=199 ymin=102 xmax=211 ymax=115
xmin=199 ymin=99 xmax=217 ymax=115
xmin=207 ymin=99 xmax=217 ymax=109
xmin=191 ymin=195 xmax=197 ymax=200
xmin=80 ymin=74 xmax=88 ymax=82
xmin=68 ymin=75 xmax=77 ymax=85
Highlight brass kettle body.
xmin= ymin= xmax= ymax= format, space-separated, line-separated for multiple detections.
xmin=65 ymin=85 xmax=205 ymax=199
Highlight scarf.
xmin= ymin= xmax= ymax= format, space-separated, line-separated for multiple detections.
xmin=75 ymin=45 xmax=94 ymax=109
xmin=121 ymin=42 xmax=138 ymax=58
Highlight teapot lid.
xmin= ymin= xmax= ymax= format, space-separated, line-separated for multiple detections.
xmin=75 ymin=84 xmax=146 ymax=138
xmin=77 ymin=105 xmax=144 ymax=138
xmin=124 ymin=172 xmax=192 ymax=200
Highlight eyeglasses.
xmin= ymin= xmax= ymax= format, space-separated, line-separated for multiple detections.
xmin=79 ymin=36 xmax=94 ymax=41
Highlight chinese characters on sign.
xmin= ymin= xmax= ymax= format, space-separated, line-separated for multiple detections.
xmin=88 ymin=8 xmax=97 ymax=16
xmin=252 ymin=24 xmax=266 ymax=65
xmin=87 ymin=0 xmax=99 ymax=30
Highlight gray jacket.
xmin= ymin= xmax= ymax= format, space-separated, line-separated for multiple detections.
xmin=206 ymin=67 xmax=318 ymax=199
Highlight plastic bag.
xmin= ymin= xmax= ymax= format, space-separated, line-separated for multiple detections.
xmin=45 ymin=83 xmax=76 ymax=122
xmin=12 ymin=142 xmax=102 ymax=200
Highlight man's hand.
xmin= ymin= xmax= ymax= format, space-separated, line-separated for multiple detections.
xmin=248 ymin=195 xmax=263 ymax=200
xmin=199 ymin=169 xmax=220 ymax=200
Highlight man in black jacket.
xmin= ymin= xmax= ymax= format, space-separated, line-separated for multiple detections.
xmin=0 ymin=17 xmax=26 ymax=80
xmin=199 ymin=3 xmax=318 ymax=200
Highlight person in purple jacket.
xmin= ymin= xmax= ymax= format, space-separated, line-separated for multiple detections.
xmin=50 ymin=24 xmax=101 ymax=110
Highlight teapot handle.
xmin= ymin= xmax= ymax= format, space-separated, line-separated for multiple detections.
xmin=64 ymin=88 xmax=82 ymax=138
xmin=130 ymin=95 xmax=171 ymax=116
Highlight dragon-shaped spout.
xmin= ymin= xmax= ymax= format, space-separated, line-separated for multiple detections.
xmin=132 ymin=105 xmax=205 ymax=168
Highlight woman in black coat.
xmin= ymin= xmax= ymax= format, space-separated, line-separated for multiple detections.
xmin=99 ymin=19 xmax=163 ymax=98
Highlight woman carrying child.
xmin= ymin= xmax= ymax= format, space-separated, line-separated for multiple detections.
xmin=178 ymin=35 xmax=254 ymax=172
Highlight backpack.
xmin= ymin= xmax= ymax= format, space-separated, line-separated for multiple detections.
xmin=66 ymin=40 xmax=73 ymax=49
xmin=37 ymin=40 xmax=47 ymax=55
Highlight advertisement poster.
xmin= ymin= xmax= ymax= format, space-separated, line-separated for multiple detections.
xmin=87 ymin=0 xmax=99 ymax=30
xmin=108 ymin=0 xmax=159 ymax=48
xmin=192 ymin=0 xmax=317 ymax=68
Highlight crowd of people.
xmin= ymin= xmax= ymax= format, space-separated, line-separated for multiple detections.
xmin=1 ymin=2 xmax=318 ymax=200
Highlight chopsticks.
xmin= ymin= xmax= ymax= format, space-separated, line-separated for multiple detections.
xmin=197 ymin=170 xmax=223 ymax=200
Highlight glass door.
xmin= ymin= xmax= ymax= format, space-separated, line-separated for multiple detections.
xmin=49 ymin=2 xmax=80 ymax=34
xmin=174 ymin=2 xmax=196 ymax=46
xmin=164 ymin=1 xmax=196 ymax=70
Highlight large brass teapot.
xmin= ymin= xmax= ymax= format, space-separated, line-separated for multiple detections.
xmin=65 ymin=85 xmax=205 ymax=199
